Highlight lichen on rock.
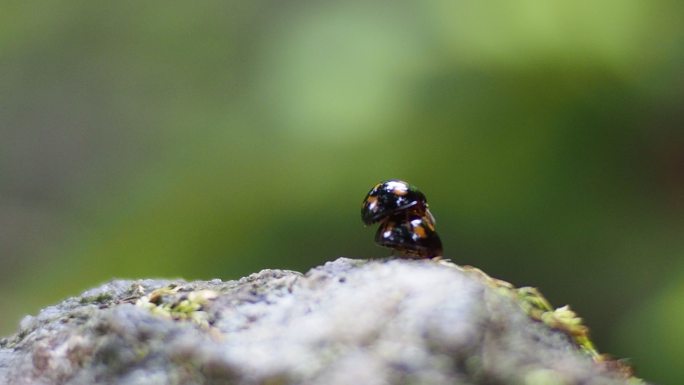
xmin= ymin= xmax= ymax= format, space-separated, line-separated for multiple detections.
xmin=0 ymin=258 xmax=646 ymax=385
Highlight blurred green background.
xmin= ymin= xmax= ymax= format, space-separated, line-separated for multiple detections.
xmin=1 ymin=1 xmax=683 ymax=383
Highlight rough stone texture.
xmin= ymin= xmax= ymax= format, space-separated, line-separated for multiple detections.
xmin=0 ymin=258 xmax=645 ymax=385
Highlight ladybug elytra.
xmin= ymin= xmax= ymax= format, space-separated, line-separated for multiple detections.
xmin=361 ymin=180 xmax=428 ymax=225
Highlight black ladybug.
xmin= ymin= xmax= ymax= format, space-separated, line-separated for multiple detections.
xmin=361 ymin=180 xmax=428 ymax=225
xmin=375 ymin=212 xmax=443 ymax=259
xmin=361 ymin=179 xmax=443 ymax=259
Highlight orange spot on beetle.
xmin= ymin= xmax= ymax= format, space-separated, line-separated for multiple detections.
xmin=413 ymin=225 xmax=427 ymax=239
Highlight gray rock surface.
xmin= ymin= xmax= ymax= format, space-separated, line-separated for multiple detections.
xmin=0 ymin=258 xmax=644 ymax=385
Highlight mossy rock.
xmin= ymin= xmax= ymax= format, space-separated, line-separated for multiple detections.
xmin=0 ymin=258 xmax=646 ymax=385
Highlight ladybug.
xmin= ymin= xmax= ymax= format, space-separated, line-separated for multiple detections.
xmin=361 ymin=180 xmax=428 ymax=225
xmin=361 ymin=179 xmax=443 ymax=259
xmin=375 ymin=212 xmax=443 ymax=259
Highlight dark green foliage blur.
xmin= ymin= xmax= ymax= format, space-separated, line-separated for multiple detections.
xmin=1 ymin=1 xmax=683 ymax=382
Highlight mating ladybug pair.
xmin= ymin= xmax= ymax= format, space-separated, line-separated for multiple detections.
xmin=361 ymin=180 xmax=443 ymax=259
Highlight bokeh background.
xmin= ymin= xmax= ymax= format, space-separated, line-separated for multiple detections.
xmin=1 ymin=1 xmax=683 ymax=383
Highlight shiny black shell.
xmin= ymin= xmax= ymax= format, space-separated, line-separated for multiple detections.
xmin=361 ymin=179 xmax=428 ymax=225
xmin=374 ymin=211 xmax=442 ymax=259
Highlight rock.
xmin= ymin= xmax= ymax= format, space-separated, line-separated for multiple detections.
xmin=0 ymin=258 xmax=645 ymax=385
